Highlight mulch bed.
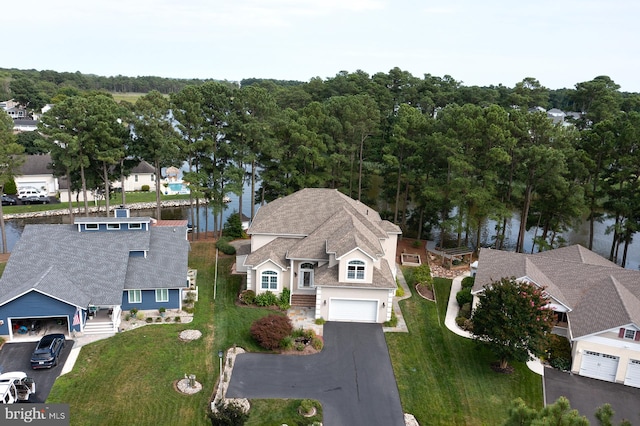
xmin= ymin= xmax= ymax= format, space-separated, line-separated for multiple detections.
xmin=416 ymin=284 xmax=435 ymax=301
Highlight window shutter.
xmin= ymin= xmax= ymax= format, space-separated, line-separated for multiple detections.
xmin=618 ymin=328 xmax=625 ymax=338
xmin=635 ymin=331 xmax=640 ymax=341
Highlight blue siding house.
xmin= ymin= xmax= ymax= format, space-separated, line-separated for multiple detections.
xmin=0 ymin=209 xmax=190 ymax=340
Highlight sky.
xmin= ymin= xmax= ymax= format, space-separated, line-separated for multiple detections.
xmin=4 ymin=0 xmax=640 ymax=92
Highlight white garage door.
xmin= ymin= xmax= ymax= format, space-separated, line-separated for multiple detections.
xmin=624 ymin=359 xmax=640 ymax=388
xmin=328 ymin=299 xmax=378 ymax=323
xmin=580 ymin=351 xmax=619 ymax=382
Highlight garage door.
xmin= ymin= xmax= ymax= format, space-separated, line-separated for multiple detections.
xmin=624 ymin=359 xmax=640 ymax=388
xmin=329 ymin=299 xmax=378 ymax=323
xmin=579 ymin=351 xmax=619 ymax=382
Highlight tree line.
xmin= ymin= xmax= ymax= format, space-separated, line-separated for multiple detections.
xmin=4 ymin=68 xmax=640 ymax=266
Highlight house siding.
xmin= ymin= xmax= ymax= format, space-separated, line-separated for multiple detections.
xmin=254 ymin=261 xmax=289 ymax=296
xmin=337 ymin=250 xmax=374 ymax=283
xmin=572 ymin=336 xmax=640 ymax=383
xmin=0 ymin=291 xmax=76 ymax=336
xmin=120 ymin=288 xmax=180 ymax=311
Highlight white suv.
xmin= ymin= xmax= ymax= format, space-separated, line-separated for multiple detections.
xmin=18 ymin=188 xmax=49 ymax=204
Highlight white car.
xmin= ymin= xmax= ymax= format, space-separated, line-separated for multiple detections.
xmin=0 ymin=371 xmax=35 ymax=404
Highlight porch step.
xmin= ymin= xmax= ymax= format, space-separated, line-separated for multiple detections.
xmin=83 ymin=321 xmax=114 ymax=335
xmin=291 ymin=294 xmax=316 ymax=307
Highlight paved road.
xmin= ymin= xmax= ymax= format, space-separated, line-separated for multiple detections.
xmin=227 ymin=322 xmax=405 ymax=426
xmin=545 ymin=367 xmax=640 ymax=424
xmin=0 ymin=341 xmax=72 ymax=403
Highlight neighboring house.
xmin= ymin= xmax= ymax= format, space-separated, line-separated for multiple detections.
xmin=473 ymin=245 xmax=640 ymax=388
xmin=236 ymin=188 xmax=402 ymax=323
xmin=1 ymin=99 xmax=27 ymax=119
xmin=0 ymin=209 xmax=190 ymax=340
xmin=12 ymin=119 xmax=38 ymax=132
xmin=15 ymin=154 xmax=59 ymax=196
xmin=111 ymin=160 xmax=157 ymax=192
xmin=14 ymin=155 xmax=156 ymax=202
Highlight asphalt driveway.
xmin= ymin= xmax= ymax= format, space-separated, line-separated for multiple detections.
xmin=227 ymin=322 xmax=405 ymax=426
xmin=0 ymin=341 xmax=72 ymax=403
xmin=545 ymin=368 xmax=640 ymax=424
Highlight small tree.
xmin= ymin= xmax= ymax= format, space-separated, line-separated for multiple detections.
xmin=223 ymin=212 xmax=244 ymax=239
xmin=209 ymin=400 xmax=249 ymax=426
xmin=471 ymin=277 xmax=554 ymax=370
xmin=250 ymin=314 xmax=293 ymax=350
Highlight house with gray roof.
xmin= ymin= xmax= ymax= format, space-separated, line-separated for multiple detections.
xmin=0 ymin=208 xmax=190 ymax=340
xmin=236 ymin=188 xmax=402 ymax=323
xmin=472 ymin=245 xmax=640 ymax=388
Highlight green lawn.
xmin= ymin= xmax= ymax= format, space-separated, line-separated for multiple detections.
xmin=386 ymin=270 xmax=543 ymax=425
xmin=44 ymin=243 xmax=542 ymax=425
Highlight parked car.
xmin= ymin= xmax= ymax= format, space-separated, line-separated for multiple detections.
xmin=20 ymin=194 xmax=49 ymax=205
xmin=30 ymin=334 xmax=65 ymax=369
xmin=0 ymin=371 xmax=35 ymax=404
xmin=1 ymin=195 xmax=16 ymax=206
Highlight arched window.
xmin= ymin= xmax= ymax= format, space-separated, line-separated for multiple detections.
xmin=261 ymin=270 xmax=278 ymax=290
xmin=347 ymin=260 xmax=366 ymax=280
xmin=299 ymin=262 xmax=315 ymax=288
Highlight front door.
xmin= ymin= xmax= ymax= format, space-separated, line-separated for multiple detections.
xmin=299 ymin=263 xmax=314 ymax=289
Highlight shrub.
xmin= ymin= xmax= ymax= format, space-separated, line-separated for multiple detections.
xmin=311 ymin=337 xmax=323 ymax=350
xmin=239 ymin=290 xmax=255 ymax=305
xmin=383 ymin=309 xmax=398 ymax=327
xmin=395 ymin=285 xmax=405 ymax=297
xmin=216 ymin=237 xmax=236 ymax=255
xmin=302 ymin=329 xmax=315 ymax=339
xmin=411 ymin=239 xmax=422 ymax=248
xmin=300 ymin=399 xmax=315 ymax=415
xmin=295 ymin=342 xmax=305 ymax=351
xmin=183 ymin=306 xmax=195 ymax=314
xmin=136 ymin=312 xmax=145 ymax=320
xmin=278 ymin=287 xmax=291 ymax=310
xmin=280 ymin=335 xmax=294 ymax=350
xmin=547 ymin=334 xmax=572 ymax=371
xmin=209 ymin=400 xmax=249 ymax=426
xmin=155 ymin=317 xmax=162 ymax=322
xmin=413 ymin=263 xmax=433 ymax=289
xmin=455 ymin=316 xmax=467 ymax=327
xmin=146 ymin=317 xmax=153 ymax=323
xmin=223 ymin=212 xmax=245 ymax=239
xmin=175 ymin=316 xmax=181 ymax=323
xmin=165 ymin=317 xmax=172 ymax=322
xmin=130 ymin=308 xmax=138 ymax=316
xmin=456 ymin=287 xmax=472 ymax=307
xmin=4 ymin=179 xmax=16 ymax=195
xmin=550 ymin=357 xmax=572 ymax=371
xmin=314 ymin=317 xmax=326 ymax=325
xmin=255 ymin=291 xmax=278 ymax=307
xmin=250 ymin=314 xmax=293 ymax=350
xmin=141 ymin=184 xmax=150 ymax=192
xmin=158 ymin=307 xmax=166 ymax=314
xmin=459 ymin=302 xmax=472 ymax=319
xmin=461 ymin=276 xmax=475 ymax=290
xmin=124 ymin=314 xmax=131 ymax=321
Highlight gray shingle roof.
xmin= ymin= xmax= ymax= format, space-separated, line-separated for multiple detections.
xmin=0 ymin=221 xmax=189 ymax=307
xmin=18 ymin=154 xmax=53 ymax=175
xmin=474 ymin=245 xmax=640 ymax=339
xmin=314 ymin=258 xmax=395 ymax=289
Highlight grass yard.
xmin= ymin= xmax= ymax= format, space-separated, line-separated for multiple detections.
xmin=386 ymin=270 xmax=543 ymax=425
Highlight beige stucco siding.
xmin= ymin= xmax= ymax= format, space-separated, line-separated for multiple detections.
xmin=380 ymin=234 xmax=399 ymax=277
xmin=337 ymin=249 xmax=375 ymax=283
xmin=572 ymin=337 xmax=640 ymax=383
xmin=253 ymin=260 xmax=290 ymax=296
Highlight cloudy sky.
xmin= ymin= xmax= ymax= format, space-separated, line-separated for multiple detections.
xmin=5 ymin=0 xmax=639 ymax=91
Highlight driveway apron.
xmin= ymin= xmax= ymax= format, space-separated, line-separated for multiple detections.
xmin=544 ymin=367 xmax=640 ymax=425
xmin=227 ymin=322 xmax=405 ymax=426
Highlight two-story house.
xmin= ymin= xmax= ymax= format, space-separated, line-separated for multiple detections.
xmin=236 ymin=188 xmax=401 ymax=323
xmin=0 ymin=209 xmax=190 ymax=340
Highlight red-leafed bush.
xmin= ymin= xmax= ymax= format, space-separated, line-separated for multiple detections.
xmin=250 ymin=314 xmax=293 ymax=350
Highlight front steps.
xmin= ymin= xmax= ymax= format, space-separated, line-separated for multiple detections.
xmin=83 ymin=321 xmax=115 ymax=335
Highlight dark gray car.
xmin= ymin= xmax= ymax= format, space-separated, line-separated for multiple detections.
xmin=30 ymin=334 xmax=65 ymax=369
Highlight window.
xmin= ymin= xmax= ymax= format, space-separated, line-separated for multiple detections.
xmin=85 ymin=223 xmax=98 ymax=230
xmin=134 ymin=175 xmax=139 ymax=182
xmin=155 ymin=289 xmax=169 ymax=302
xmin=261 ymin=270 xmax=278 ymax=290
xmin=625 ymin=329 xmax=636 ymax=339
xmin=151 ymin=174 xmax=155 ymax=181
xmin=107 ymin=223 xmax=121 ymax=230
xmin=128 ymin=290 xmax=141 ymax=304
xmin=129 ymin=223 xmax=142 ymax=230
xmin=347 ymin=260 xmax=365 ymax=280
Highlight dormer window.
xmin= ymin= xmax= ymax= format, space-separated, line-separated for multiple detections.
xmin=619 ymin=328 xmax=640 ymax=341
xmin=85 ymin=223 xmax=98 ymax=231
xmin=107 ymin=223 xmax=121 ymax=230
xmin=347 ymin=260 xmax=366 ymax=280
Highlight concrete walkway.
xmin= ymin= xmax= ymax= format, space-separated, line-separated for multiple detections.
xmin=383 ymin=266 xmax=411 ymax=333
xmin=443 ymin=272 xmax=544 ymax=376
